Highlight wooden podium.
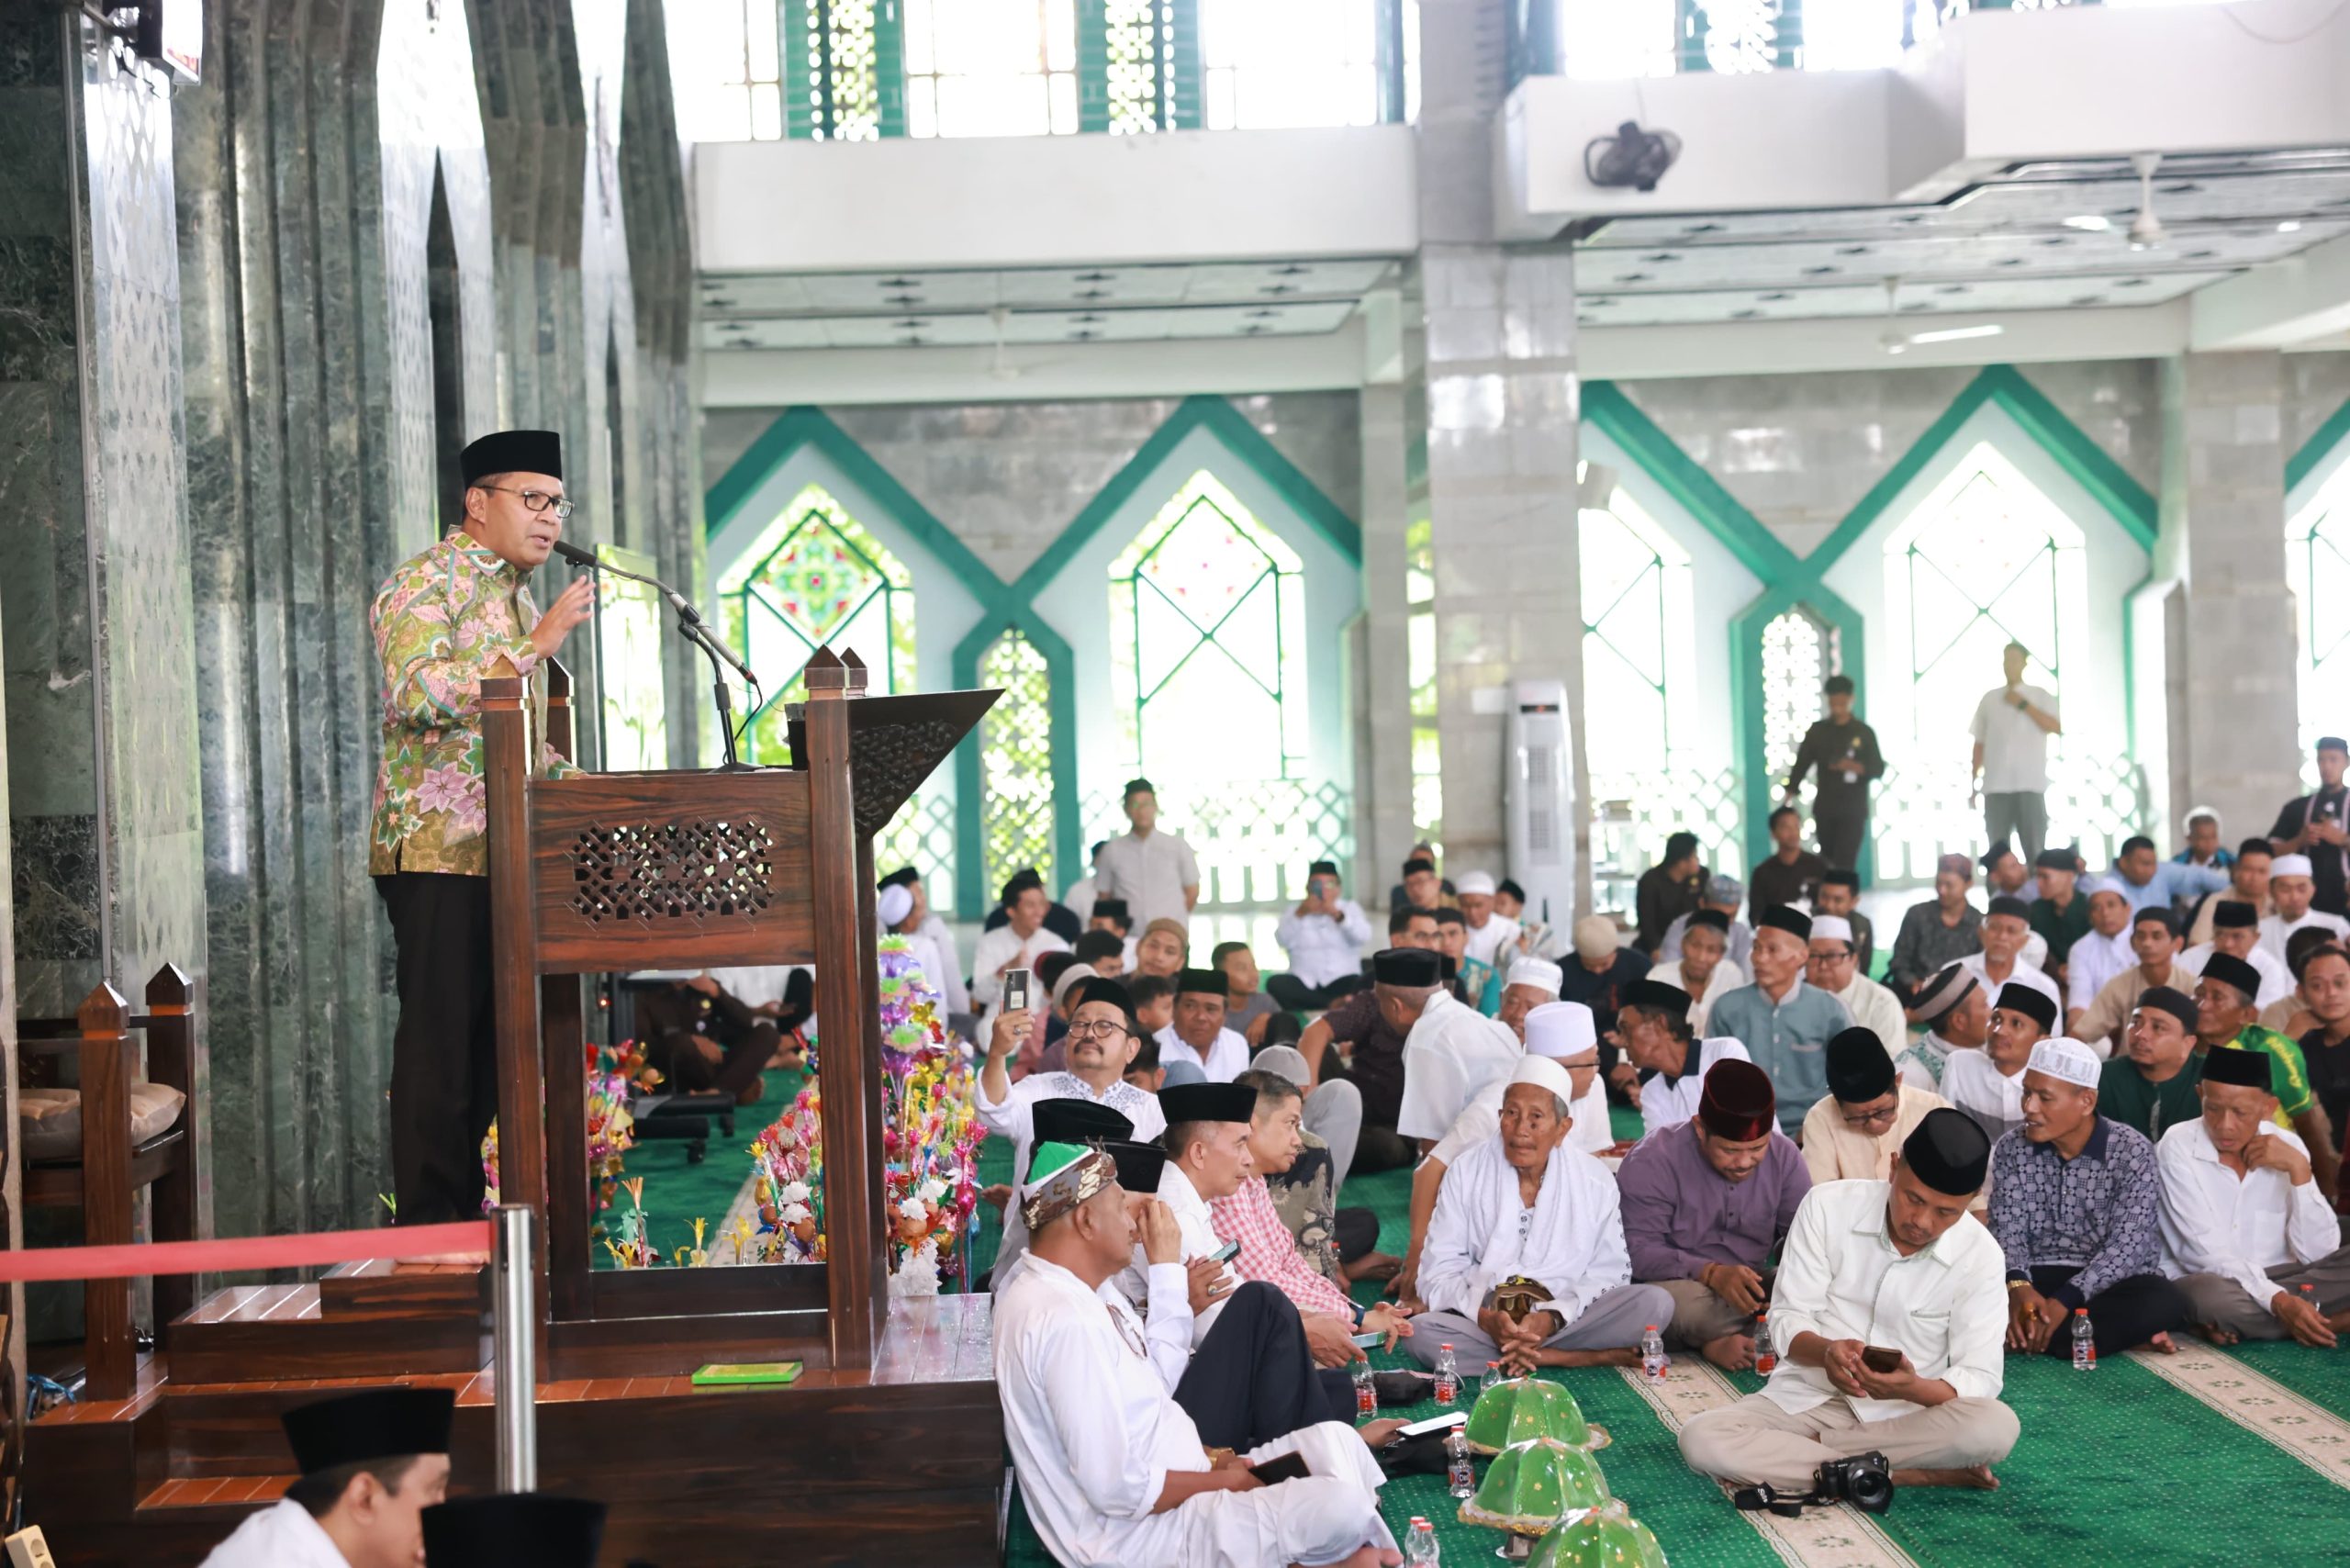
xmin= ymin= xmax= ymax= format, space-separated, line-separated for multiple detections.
xmin=481 ymin=645 xmax=996 ymax=1375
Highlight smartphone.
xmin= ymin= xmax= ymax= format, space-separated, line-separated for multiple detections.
xmin=1350 ymin=1330 xmax=1383 ymax=1348
xmin=1002 ymin=967 xmax=1031 ymax=1014
xmin=1396 ymin=1410 xmax=1467 ymax=1439
xmin=1861 ymin=1345 xmax=1902 ymax=1373
xmin=1207 ymin=1237 xmax=1241 ymax=1266
xmin=1248 ymin=1453 xmax=1311 ymax=1486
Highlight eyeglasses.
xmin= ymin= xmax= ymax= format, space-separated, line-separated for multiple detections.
xmin=1809 ymin=947 xmax=1856 ymax=964
xmin=1067 ymin=1020 xmax=1130 ymax=1042
xmin=476 ymin=485 xmax=576 ymax=520
xmin=1840 ymin=1104 xmax=1899 ymax=1130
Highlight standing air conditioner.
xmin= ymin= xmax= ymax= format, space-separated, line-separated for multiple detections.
xmin=1506 ymin=678 xmax=1576 ymax=936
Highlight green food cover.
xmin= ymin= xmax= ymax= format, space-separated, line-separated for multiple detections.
xmin=1457 ymin=1436 xmax=1611 ymax=1537
xmin=1464 ymin=1376 xmax=1596 ymax=1455
xmin=1528 ymin=1499 xmax=1669 ymax=1568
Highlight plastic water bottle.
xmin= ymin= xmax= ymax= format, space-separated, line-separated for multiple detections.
xmin=1352 ymin=1358 xmax=1377 ymax=1418
xmin=1405 ymin=1517 xmax=1441 ymax=1564
xmin=1752 ymin=1311 xmax=1776 ymax=1376
xmin=1433 ymin=1343 xmax=1460 ymax=1406
xmin=1483 ymin=1359 xmax=1500 ymax=1398
xmin=1640 ymin=1324 xmax=1667 ymax=1381
xmin=2071 ymin=1307 xmax=2096 ymax=1372
xmin=1446 ymin=1427 xmax=1476 ymax=1498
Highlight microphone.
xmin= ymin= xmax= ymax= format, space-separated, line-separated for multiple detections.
xmin=553 ymin=539 xmax=757 ymax=686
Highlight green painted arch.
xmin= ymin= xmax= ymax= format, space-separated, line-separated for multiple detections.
xmin=2288 ymin=393 xmax=2350 ymax=495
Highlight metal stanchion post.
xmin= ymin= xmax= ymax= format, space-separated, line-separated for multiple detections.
xmin=491 ymin=1204 xmax=538 ymax=1492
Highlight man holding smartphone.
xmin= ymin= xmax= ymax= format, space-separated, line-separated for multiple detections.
xmin=1270 ymin=860 xmax=1372 ymax=1011
xmin=1969 ymin=642 xmax=2062 ymax=862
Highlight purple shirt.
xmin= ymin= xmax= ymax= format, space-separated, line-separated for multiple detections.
xmin=1617 ymin=1122 xmax=1812 ymax=1280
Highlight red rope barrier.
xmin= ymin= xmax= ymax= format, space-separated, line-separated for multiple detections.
xmin=0 ymin=1220 xmax=494 ymax=1283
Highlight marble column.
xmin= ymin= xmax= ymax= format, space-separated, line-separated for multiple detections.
xmin=1412 ymin=0 xmax=1587 ymax=904
xmin=1357 ymin=376 xmax=1416 ymax=897
xmin=2157 ymin=351 xmax=2303 ymax=848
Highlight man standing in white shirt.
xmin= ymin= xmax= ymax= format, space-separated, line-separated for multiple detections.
xmin=1094 ymin=777 xmax=1201 ymax=930
xmin=1270 ymin=859 xmax=1372 ymax=1011
xmin=1805 ymin=914 xmax=1905 ymax=1059
xmin=1158 ymin=969 xmax=1252 ymax=1081
xmin=1382 ymin=947 xmax=1522 ymax=1148
xmin=1678 ymin=1110 xmax=2019 ymax=1495
xmin=2259 ymin=854 xmax=2350 ymax=967
xmin=971 ymin=872 xmax=1072 ymax=1022
xmin=201 ymin=1388 xmax=454 ymax=1568
xmin=1969 ymin=641 xmax=2062 ymax=862
xmin=2157 ymin=1045 xmax=2350 ymax=1347
xmin=1453 ymin=870 xmax=1522 ymax=969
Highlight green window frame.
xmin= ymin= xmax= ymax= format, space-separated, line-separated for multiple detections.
xmin=1761 ymin=604 xmax=1836 ymax=794
xmin=1078 ymin=0 xmax=1204 ymax=131
xmin=785 ymin=0 xmax=905 ymax=140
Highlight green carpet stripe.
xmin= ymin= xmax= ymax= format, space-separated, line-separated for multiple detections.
xmin=2134 ymin=1340 xmax=2350 ymax=1489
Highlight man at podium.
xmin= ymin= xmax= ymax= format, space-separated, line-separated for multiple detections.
xmin=368 ymin=430 xmax=596 ymax=1234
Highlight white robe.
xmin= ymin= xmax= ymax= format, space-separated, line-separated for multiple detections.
xmin=1940 ymin=1048 xmax=2026 ymax=1143
xmin=1397 ymin=991 xmax=1522 ymax=1141
xmin=1416 ymin=1135 xmax=1632 ymax=1325
xmin=1429 ymin=1064 xmax=1611 ymax=1165
xmin=1463 ymin=913 xmax=1523 ymax=968
xmin=975 ymin=1073 xmax=1166 ymax=1276
xmin=1118 ymin=1162 xmax=1237 ymax=1344
xmin=997 ymin=1255 xmax=1394 ymax=1568
xmin=1639 ymin=1037 xmax=1752 ymax=1139
xmin=199 ymin=1499 xmax=352 ymax=1568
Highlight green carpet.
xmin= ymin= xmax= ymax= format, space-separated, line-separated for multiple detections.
xmin=1000 ymin=1126 xmax=2350 ymax=1566
xmin=590 ymin=1064 xmax=809 ymax=1268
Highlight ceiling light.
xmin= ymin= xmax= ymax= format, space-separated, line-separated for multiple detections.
xmin=2279 ymin=220 xmax=2304 ymax=233
xmin=1907 ymin=323 xmax=2006 ymax=346
xmin=2063 ymin=215 xmax=2111 ymax=232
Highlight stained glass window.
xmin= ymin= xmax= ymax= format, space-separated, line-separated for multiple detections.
xmin=904 ymin=0 xmax=1080 ymax=137
xmin=1762 ymin=606 xmax=1836 ymax=791
xmin=979 ymin=629 xmax=1057 ymax=895
xmin=1109 ymin=470 xmax=1305 ymax=790
xmin=2288 ymin=461 xmax=2350 ymax=786
xmin=1406 ymin=511 xmax=1442 ymax=849
xmin=718 ymin=483 xmax=915 ymax=764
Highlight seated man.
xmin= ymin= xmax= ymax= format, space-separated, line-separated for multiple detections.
xmin=1618 ymin=1059 xmax=1812 ymax=1370
xmin=2098 ymin=985 xmax=2204 ymax=1141
xmin=974 ymin=871 xmax=1075 ymax=1027
xmin=879 ymin=865 xmax=968 ymax=1016
xmin=634 ymin=973 xmax=781 ymax=1104
xmin=1814 ymin=869 xmax=1875 ymax=974
xmin=1668 ymin=907 xmax=1743 ymax=1035
xmin=2184 ymin=839 xmax=2276 ymax=946
xmin=1248 ymin=1046 xmax=1391 ymax=1285
xmin=1299 ymin=906 xmax=1440 ymax=1171
xmin=2061 ymin=878 xmax=2137 ymax=1034
xmin=1136 ymin=917 xmax=1192 ymax=980
xmin=2029 ymin=847 xmax=2091 ymax=981
xmin=1124 ymin=1031 xmax=1165 ymax=1093
xmin=1708 ymin=906 xmax=1852 ymax=1135
xmin=1158 ymin=968 xmax=1251 ymax=1082
xmin=1958 ymin=896 xmax=2062 ymax=1014
xmin=1494 ymin=966 xmax=1608 ymax=1153
xmin=1806 ymin=914 xmax=1905 ymax=1061
xmin=1608 ymin=978 xmax=1749 ymax=1137
xmin=1070 ymin=927 xmax=1126 ymax=981
xmin=1209 ymin=1070 xmax=1413 ymax=1364
xmin=1800 ymin=1027 xmax=1952 ymax=1188
xmin=1271 ymin=860 xmax=1372 ymax=1012
xmin=1942 ymin=980 xmax=2056 ymax=1144
xmin=2178 ymin=901 xmax=2294 ymax=1009
xmin=1407 ymin=1056 xmax=1672 ymax=1374
xmin=1214 ymin=942 xmax=1280 ymax=1049
xmin=2075 ymin=907 xmax=2188 ymax=1058
xmin=2158 ymin=1045 xmax=2350 ymax=1348
xmin=1393 ymin=1002 xmax=1614 ymax=1304
xmin=1679 ymin=1112 xmax=2019 ymax=1496
xmin=1992 ymin=1038 xmax=2186 ymax=1359
xmin=1091 ymin=896 xmax=1137 ymax=969
xmin=996 ymin=1141 xmax=1403 ymax=1568
xmin=1896 ymin=964 xmax=1988 ymax=1092
xmin=1655 ymin=875 xmax=1754 ymax=972
xmin=202 ymin=1386 xmax=454 ymax=1567
xmin=1386 ymin=947 xmax=1522 ymax=1151
xmin=2191 ymin=951 xmax=2337 ymax=1196
xmin=2260 ymin=852 xmax=2349 ymax=965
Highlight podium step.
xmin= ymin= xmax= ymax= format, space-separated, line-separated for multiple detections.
xmin=319 ymin=1259 xmax=485 ymax=1318
xmin=140 ymin=1474 xmax=291 ymax=1511
xmin=169 ymin=1285 xmax=482 ymax=1383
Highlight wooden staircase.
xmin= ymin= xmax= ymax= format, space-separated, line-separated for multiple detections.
xmin=162 ymin=1262 xmax=487 ymax=1383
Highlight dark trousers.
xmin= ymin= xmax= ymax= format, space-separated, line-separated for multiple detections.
xmin=1173 ymin=1281 xmax=1354 ymax=1451
xmin=1335 ymin=1206 xmax=1381 ymax=1263
xmin=651 ymin=1022 xmax=775 ymax=1100
xmin=1814 ymin=801 xmax=1869 ymax=879
xmin=1268 ymin=973 xmax=1368 ymax=1012
xmin=2029 ymin=1266 xmax=2187 ymax=1357
xmin=375 ymin=872 xmax=497 ymax=1226
xmin=1316 ymin=1058 xmax=1416 ymax=1175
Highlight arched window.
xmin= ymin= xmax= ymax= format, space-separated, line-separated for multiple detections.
xmin=1580 ymin=485 xmax=1692 ymax=791
xmin=1762 ymin=604 xmax=1837 ymax=802
xmin=979 ymin=628 xmax=1056 ymax=895
xmin=1108 ymin=469 xmax=1305 ymax=787
xmin=717 ymin=481 xmax=915 ymax=764
xmin=2288 ymin=458 xmax=2350 ymax=785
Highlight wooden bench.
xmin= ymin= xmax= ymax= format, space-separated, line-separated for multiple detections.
xmin=17 ymin=967 xmax=198 ymax=1400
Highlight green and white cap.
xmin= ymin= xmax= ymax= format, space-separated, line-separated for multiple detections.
xmin=1020 ymin=1141 xmax=1116 ymax=1233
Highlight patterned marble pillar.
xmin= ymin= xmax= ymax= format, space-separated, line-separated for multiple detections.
xmin=1357 ymin=378 xmax=1416 ymax=898
xmin=2158 ymin=352 xmax=2303 ymax=849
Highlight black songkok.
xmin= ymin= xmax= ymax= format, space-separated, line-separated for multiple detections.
xmin=1900 ymin=1108 xmax=1992 ymax=1196
xmin=459 ymin=430 xmax=561 ymax=486
xmin=1372 ymin=947 xmax=1442 ymax=988
xmin=1756 ymin=905 xmax=1812 ymax=941
xmin=2200 ymin=1047 xmax=2272 ymax=1091
xmin=1826 ymin=1026 xmax=1896 ymax=1104
xmin=1994 ymin=980 xmax=2058 ymax=1035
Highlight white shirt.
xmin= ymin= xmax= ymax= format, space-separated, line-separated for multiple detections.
xmin=1818 ymin=972 xmax=1907 ymax=1063
xmin=1397 ymin=991 xmax=1524 ymax=1141
xmin=1275 ymin=900 xmax=1373 ymax=989
xmin=1095 ymin=828 xmax=1200 ymax=930
xmin=2157 ymin=1118 xmax=2343 ymax=1311
xmin=1125 ymin=1162 xmax=1237 ymax=1344
xmin=1639 ymin=1037 xmax=1752 ymax=1139
xmin=1462 ymin=913 xmax=1523 ymax=969
xmin=1958 ymin=950 xmax=2061 ymax=1014
xmin=1064 ymin=874 xmax=1099 ymax=924
xmin=1658 ymin=913 xmax=1753 ymax=971
xmin=1430 ymin=1062 xmax=1612 ymax=1166
xmin=1970 ymin=681 xmax=2060 ymax=794
xmin=2176 ymin=942 xmax=2295 ymax=1009
xmin=1680 ymin=958 xmax=1745 ymax=1035
xmin=995 ymin=1255 xmax=1392 ymax=1568
xmin=200 ymin=1499 xmax=352 ymax=1568
xmin=2259 ymin=910 xmax=2350 ymax=968
xmin=916 ymin=913 xmax=969 ymax=1014
xmin=1939 ymin=1048 xmax=2026 ymax=1144
xmin=970 ymin=924 xmax=1071 ymax=1014
xmin=1762 ymin=1179 xmax=2008 ymax=1424
xmin=1417 ymin=1135 xmax=1631 ymax=1324
xmin=703 ymin=964 xmax=807 ymax=1013
xmin=975 ymin=1071 xmax=1167 ymax=1272
xmin=2065 ymin=928 xmax=2133 ymax=1014
xmin=1154 ymin=1023 xmax=1249 ymax=1083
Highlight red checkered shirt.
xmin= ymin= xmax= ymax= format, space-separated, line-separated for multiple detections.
xmin=1209 ymin=1175 xmax=1356 ymax=1321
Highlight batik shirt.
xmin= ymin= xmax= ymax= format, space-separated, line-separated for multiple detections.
xmin=369 ymin=533 xmax=576 ymax=877
xmin=1987 ymin=1116 xmax=2164 ymax=1311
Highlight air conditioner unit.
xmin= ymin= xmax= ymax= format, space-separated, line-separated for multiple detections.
xmin=1505 ymin=678 xmax=1576 ymax=931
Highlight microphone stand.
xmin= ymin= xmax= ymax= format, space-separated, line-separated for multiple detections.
xmin=558 ymin=543 xmax=763 ymax=771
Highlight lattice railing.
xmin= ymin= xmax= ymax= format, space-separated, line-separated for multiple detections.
xmin=1869 ymin=751 xmax=2148 ymax=886
xmin=876 ymin=792 xmax=959 ymax=913
xmin=1084 ymin=778 xmax=1353 ymax=909
xmin=1589 ymin=765 xmax=1746 ymax=919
